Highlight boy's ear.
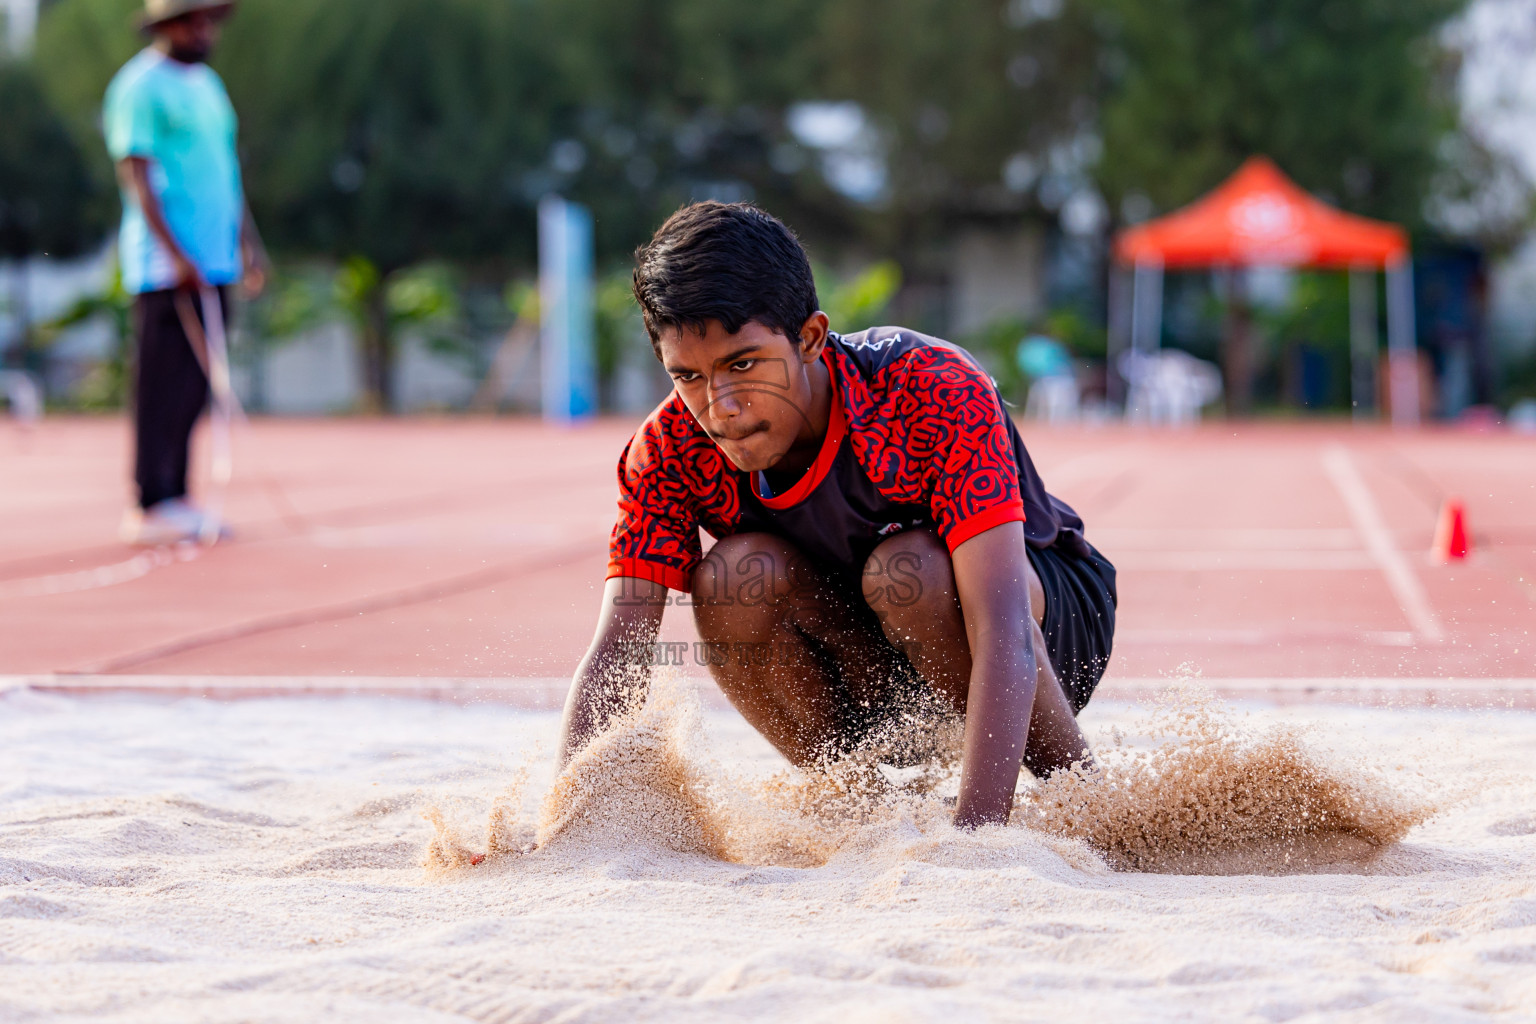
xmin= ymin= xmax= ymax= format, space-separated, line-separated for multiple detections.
xmin=796 ymin=311 xmax=830 ymax=364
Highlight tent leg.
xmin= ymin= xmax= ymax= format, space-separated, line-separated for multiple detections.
xmin=1129 ymin=261 xmax=1143 ymax=356
xmin=1107 ymin=264 xmax=1131 ymax=406
xmin=1130 ymin=259 xmax=1163 ymax=356
xmin=1146 ymin=262 xmax=1163 ymax=353
xmin=1385 ymin=258 xmax=1419 ymax=427
xmin=1220 ymin=267 xmax=1254 ymax=417
xmin=1348 ymin=267 xmax=1378 ymax=421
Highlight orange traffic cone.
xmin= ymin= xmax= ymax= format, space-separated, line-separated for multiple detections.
xmin=1431 ymin=496 xmax=1470 ymax=562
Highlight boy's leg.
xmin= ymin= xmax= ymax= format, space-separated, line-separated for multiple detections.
xmin=691 ymin=532 xmax=913 ymax=767
xmin=132 ymin=289 xmax=210 ymax=510
xmin=861 ymin=529 xmax=1090 ymax=777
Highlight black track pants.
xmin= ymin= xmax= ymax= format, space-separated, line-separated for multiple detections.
xmin=130 ymin=286 xmax=226 ymax=510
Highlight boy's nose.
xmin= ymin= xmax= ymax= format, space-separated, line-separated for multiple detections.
xmin=708 ymin=379 xmax=748 ymax=418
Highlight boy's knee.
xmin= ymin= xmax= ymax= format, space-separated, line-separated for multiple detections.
xmin=692 ymin=532 xmax=805 ymax=609
xmin=1028 ymin=614 xmax=1048 ymax=651
xmin=862 ymin=528 xmax=954 ymax=612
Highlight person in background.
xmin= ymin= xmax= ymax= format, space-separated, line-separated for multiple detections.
xmin=104 ymin=0 xmax=266 ymax=545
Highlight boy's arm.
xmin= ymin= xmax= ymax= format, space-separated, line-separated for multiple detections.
xmin=240 ymin=203 xmax=269 ymax=297
xmin=117 ymin=156 xmax=205 ymax=291
xmin=949 ymin=522 xmax=1039 ymax=829
xmin=557 ymin=576 xmax=668 ymax=766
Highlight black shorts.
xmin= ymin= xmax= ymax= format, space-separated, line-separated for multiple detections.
xmin=1026 ymin=539 xmax=1117 ymax=713
xmin=822 ymin=535 xmax=1117 ymax=755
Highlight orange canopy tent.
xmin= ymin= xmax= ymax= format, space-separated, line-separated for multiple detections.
xmin=1109 ymin=157 xmax=1419 ymax=423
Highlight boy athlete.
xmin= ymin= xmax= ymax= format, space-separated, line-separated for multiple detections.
xmin=559 ymin=203 xmax=1116 ymax=828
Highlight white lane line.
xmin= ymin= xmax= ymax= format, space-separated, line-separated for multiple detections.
xmin=0 ymin=552 xmax=164 ymax=599
xmin=1321 ymin=445 xmax=1445 ymax=643
xmin=7 ymin=675 xmax=1534 ymax=711
xmin=307 ymin=522 xmax=583 ymax=548
xmin=2 ymin=675 xmax=579 ymax=709
xmin=1116 ymin=627 xmax=1416 ymax=647
xmin=1111 ymin=551 xmax=1376 ymax=571
xmin=1102 ymin=676 xmax=1536 ymax=692
xmin=1090 ymin=527 xmax=1360 ymax=550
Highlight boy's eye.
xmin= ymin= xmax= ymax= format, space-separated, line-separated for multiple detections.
xmin=730 ymin=359 xmax=757 ymax=372
xmin=672 ymin=371 xmax=701 ymax=383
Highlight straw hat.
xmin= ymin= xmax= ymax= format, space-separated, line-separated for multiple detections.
xmin=138 ymin=0 xmax=236 ymax=29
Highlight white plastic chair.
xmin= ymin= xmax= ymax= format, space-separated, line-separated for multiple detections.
xmin=1119 ymin=350 xmax=1222 ymax=425
xmin=1025 ymin=375 xmax=1081 ymax=423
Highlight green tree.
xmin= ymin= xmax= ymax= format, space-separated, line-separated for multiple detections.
xmin=35 ymin=261 xmax=133 ymax=408
xmin=523 ymin=0 xmax=826 ymax=254
xmin=31 ymin=0 xmax=1497 ymax=417
xmin=34 ymin=0 xmax=549 ymax=410
xmin=1088 ymin=0 xmax=1474 ymax=412
xmin=1090 ymin=0 xmax=1466 ymax=227
xmin=26 ymin=0 xmax=140 ymax=163
xmin=1260 ymin=271 xmax=1352 ymax=410
xmin=215 ymin=0 xmax=552 ymax=409
xmin=0 ymin=58 xmax=109 ymax=365
xmin=815 ymin=0 xmax=1101 ymax=246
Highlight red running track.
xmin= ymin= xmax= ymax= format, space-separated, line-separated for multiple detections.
xmin=2 ymin=416 xmax=1532 ymax=702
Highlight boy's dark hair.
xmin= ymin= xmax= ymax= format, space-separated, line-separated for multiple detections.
xmin=632 ymin=202 xmax=819 ymax=352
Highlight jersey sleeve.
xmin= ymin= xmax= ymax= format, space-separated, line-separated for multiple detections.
xmin=606 ymin=424 xmax=703 ymax=593
xmin=915 ymin=355 xmax=1027 ymax=551
xmin=104 ymin=75 xmax=159 ymax=162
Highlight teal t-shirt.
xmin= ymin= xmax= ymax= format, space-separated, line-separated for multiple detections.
xmin=103 ymin=49 xmax=244 ymax=294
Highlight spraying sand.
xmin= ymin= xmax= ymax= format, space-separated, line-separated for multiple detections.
xmin=3 ymin=682 xmax=1535 ymax=1021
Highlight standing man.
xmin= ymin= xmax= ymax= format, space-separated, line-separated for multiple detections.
xmin=105 ymin=0 xmax=265 ymax=545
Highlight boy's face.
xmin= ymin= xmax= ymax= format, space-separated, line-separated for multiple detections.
xmin=657 ymin=316 xmax=826 ymax=473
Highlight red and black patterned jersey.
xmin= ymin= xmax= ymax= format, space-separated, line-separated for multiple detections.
xmin=607 ymin=326 xmax=1086 ymax=592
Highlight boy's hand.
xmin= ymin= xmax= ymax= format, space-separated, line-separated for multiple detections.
xmin=948 ymin=522 xmax=1039 ymax=829
xmin=947 ymin=522 xmax=1092 ymax=829
xmin=240 ymin=255 xmax=267 ymax=299
xmin=559 ymin=575 xmax=669 ymax=766
xmin=240 ymin=208 xmax=270 ymax=299
xmin=172 ymin=251 xmax=208 ymax=293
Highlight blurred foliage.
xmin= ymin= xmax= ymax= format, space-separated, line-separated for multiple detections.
xmin=0 ymin=59 xmax=106 ymax=263
xmin=1039 ymin=307 xmax=1106 ymax=359
xmin=963 ymin=306 xmax=1106 ymax=403
xmin=964 ymin=315 xmax=1033 ymax=401
xmin=503 ymin=280 xmax=539 ymax=326
xmin=243 ymin=265 xmax=334 ymax=341
xmin=30 ymin=0 xmax=1500 ymax=262
xmin=1496 ymin=349 xmax=1536 ymax=407
xmin=815 ymin=0 xmax=1101 ymax=243
xmin=1257 ymin=271 xmax=1353 ymax=410
xmin=34 ymin=260 xmax=133 ymax=408
xmin=1090 ymin=0 xmax=1474 ymax=233
xmin=23 ymin=0 xmax=1512 ymax=410
xmin=594 ymin=271 xmax=642 ymax=386
xmin=818 ymin=261 xmax=902 ymax=334
xmin=330 ymin=258 xmax=462 ymax=409
xmin=1262 ymin=273 xmax=1351 ymax=357
xmin=29 ymin=0 xmax=1106 ymax=270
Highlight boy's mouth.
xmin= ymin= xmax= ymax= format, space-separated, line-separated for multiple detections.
xmin=708 ymin=422 xmax=771 ymax=444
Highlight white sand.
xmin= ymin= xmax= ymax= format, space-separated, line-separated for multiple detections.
xmin=3 ymin=684 xmax=1535 ymax=1023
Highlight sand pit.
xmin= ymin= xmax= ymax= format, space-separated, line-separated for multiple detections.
xmin=4 ymin=683 xmax=1536 ymax=1022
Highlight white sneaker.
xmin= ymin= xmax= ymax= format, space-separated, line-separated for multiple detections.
xmin=119 ymin=499 xmax=230 ymax=546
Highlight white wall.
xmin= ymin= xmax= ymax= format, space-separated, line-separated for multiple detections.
xmin=948 ymin=226 xmax=1046 ymax=335
xmin=245 ymin=324 xmax=361 ymax=414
